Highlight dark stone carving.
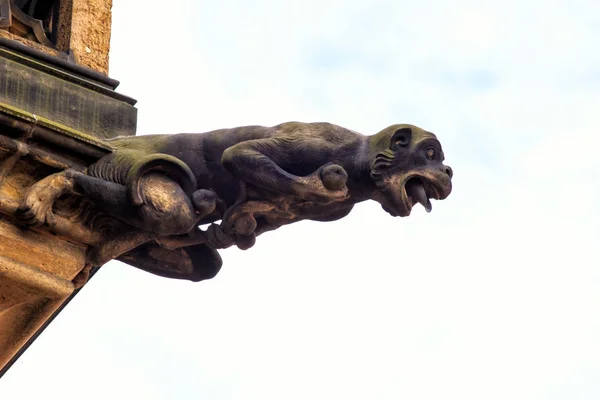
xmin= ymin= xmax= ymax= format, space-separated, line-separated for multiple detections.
xmin=14 ymin=0 xmax=55 ymax=21
xmin=15 ymin=122 xmax=453 ymax=284
xmin=0 ymin=1 xmax=11 ymax=28
xmin=2 ymin=0 xmax=57 ymax=46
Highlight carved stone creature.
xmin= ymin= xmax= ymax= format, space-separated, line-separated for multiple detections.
xmin=16 ymin=122 xmax=453 ymax=284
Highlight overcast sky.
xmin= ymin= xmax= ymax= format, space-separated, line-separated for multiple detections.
xmin=1 ymin=0 xmax=600 ymax=399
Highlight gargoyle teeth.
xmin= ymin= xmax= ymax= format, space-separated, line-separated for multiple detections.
xmin=405 ymin=178 xmax=432 ymax=213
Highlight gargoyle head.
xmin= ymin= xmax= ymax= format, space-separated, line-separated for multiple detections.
xmin=369 ymin=124 xmax=453 ymax=217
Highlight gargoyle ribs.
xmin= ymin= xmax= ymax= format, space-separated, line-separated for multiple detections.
xmin=16 ymin=122 xmax=453 ymax=283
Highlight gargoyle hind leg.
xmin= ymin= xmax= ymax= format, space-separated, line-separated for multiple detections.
xmin=221 ymin=139 xmax=349 ymax=203
xmin=71 ymin=171 xmax=211 ymax=237
xmin=18 ymin=170 xmax=217 ymax=238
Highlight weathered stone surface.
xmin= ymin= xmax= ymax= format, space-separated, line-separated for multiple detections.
xmin=0 ymin=220 xmax=86 ymax=280
xmin=57 ymin=0 xmax=112 ymax=74
xmin=0 ymin=255 xmax=75 ymax=370
xmin=1 ymin=0 xmax=113 ymax=74
xmin=0 ymin=294 xmax=65 ymax=370
xmin=0 ymin=47 xmax=136 ymax=139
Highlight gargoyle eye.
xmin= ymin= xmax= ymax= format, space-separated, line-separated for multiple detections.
xmin=426 ymin=148 xmax=436 ymax=160
xmin=393 ymin=128 xmax=412 ymax=148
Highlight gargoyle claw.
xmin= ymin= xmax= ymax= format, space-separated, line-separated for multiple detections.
xmin=16 ymin=171 xmax=75 ymax=227
xmin=205 ymin=223 xmax=235 ymax=249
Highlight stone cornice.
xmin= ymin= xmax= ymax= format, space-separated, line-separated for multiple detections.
xmin=0 ymin=100 xmax=112 ymax=375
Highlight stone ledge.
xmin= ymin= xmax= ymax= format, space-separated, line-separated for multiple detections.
xmin=0 ymin=47 xmax=137 ymax=139
xmin=0 ymin=101 xmax=112 ymax=152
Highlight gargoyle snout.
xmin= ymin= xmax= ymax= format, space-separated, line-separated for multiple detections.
xmin=444 ymin=165 xmax=453 ymax=179
xmin=435 ymin=164 xmax=453 ymax=201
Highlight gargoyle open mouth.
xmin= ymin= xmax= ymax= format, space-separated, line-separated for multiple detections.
xmin=404 ymin=176 xmax=436 ymax=213
xmin=379 ymin=173 xmax=448 ymax=217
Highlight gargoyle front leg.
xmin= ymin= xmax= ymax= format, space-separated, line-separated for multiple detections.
xmin=157 ymin=200 xmax=291 ymax=252
xmin=221 ymin=139 xmax=349 ymax=203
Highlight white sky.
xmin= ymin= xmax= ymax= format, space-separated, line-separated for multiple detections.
xmin=2 ymin=0 xmax=600 ymax=399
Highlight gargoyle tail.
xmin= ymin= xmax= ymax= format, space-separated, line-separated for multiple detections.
xmin=126 ymin=154 xmax=197 ymax=206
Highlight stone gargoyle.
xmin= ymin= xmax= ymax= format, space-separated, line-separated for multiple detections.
xmin=16 ymin=122 xmax=453 ymax=284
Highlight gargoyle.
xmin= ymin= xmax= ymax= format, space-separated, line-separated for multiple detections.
xmin=16 ymin=122 xmax=453 ymax=283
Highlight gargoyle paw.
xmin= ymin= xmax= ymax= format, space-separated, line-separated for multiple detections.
xmin=205 ymin=223 xmax=236 ymax=249
xmin=297 ymin=163 xmax=349 ymax=203
xmin=320 ymin=163 xmax=348 ymax=191
xmin=191 ymin=189 xmax=218 ymax=218
xmin=235 ymin=233 xmax=256 ymax=250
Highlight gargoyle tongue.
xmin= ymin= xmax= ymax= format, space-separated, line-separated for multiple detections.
xmin=405 ymin=178 xmax=432 ymax=213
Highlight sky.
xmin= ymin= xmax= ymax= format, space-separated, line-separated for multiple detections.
xmin=1 ymin=0 xmax=600 ymax=399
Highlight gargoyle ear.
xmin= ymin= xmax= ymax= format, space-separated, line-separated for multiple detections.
xmin=391 ymin=128 xmax=412 ymax=149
